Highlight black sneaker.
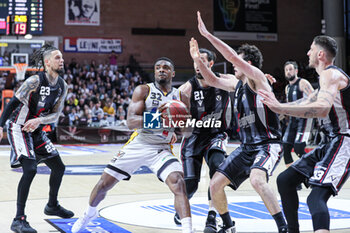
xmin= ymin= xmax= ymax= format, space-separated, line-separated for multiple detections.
xmin=173 ymin=212 xmax=181 ymax=225
xmin=279 ymin=226 xmax=289 ymax=233
xmin=204 ymin=211 xmax=217 ymax=233
xmin=218 ymin=221 xmax=236 ymax=233
xmin=296 ymin=184 xmax=302 ymax=191
xmin=44 ymin=203 xmax=74 ymax=218
xmin=11 ymin=215 xmax=37 ymax=233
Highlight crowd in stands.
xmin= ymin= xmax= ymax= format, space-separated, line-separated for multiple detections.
xmin=0 ymin=53 xmax=146 ymax=128
xmin=59 ymin=58 xmax=144 ymax=127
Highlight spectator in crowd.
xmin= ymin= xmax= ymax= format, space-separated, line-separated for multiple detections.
xmin=98 ymin=113 xmax=109 ymax=127
xmin=68 ymin=108 xmax=79 ymax=126
xmin=124 ymin=67 xmax=133 ymax=79
xmin=64 ymin=69 xmax=74 ymax=81
xmin=109 ymin=50 xmax=118 ymax=71
xmin=115 ymin=105 xmax=126 ymax=120
xmin=103 ymin=99 xmax=116 ymax=116
xmin=115 ymin=114 xmax=127 ymax=126
xmin=119 ymin=75 xmax=129 ymax=92
xmin=91 ymin=100 xmax=104 ymax=117
xmin=66 ymin=78 xmax=74 ymax=90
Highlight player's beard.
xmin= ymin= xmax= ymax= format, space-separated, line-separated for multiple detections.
xmin=286 ymin=75 xmax=296 ymax=82
xmin=196 ymin=73 xmax=203 ymax=79
xmin=158 ymin=78 xmax=168 ymax=85
xmin=55 ymin=67 xmax=65 ymax=76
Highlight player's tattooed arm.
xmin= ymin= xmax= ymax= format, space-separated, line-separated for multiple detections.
xmin=14 ymin=75 xmax=40 ymax=105
xmin=39 ymin=82 xmax=68 ymax=124
xmin=286 ymin=90 xmax=318 ymax=106
xmin=300 ymin=79 xmax=315 ymax=96
xmin=259 ymin=70 xmax=338 ymax=118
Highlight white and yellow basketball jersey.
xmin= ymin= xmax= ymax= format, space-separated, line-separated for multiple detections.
xmin=136 ymin=83 xmax=181 ymax=144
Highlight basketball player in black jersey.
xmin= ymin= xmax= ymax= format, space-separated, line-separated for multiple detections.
xmin=190 ymin=12 xmax=288 ymax=233
xmin=173 ymin=48 xmax=232 ymax=233
xmin=0 ymin=44 xmax=74 ymax=233
xmin=260 ymin=36 xmax=350 ymax=233
xmin=282 ymin=61 xmax=314 ymax=168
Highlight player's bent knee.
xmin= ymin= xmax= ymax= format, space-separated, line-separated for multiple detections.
xmin=249 ymin=174 xmax=266 ymax=191
xmin=209 ymin=172 xmax=227 ymax=194
xmin=25 ymin=167 xmax=37 ymax=177
xmin=249 ymin=168 xmax=267 ymax=189
xmin=53 ymin=164 xmax=65 ymax=176
xmin=169 ymin=177 xmax=186 ymax=195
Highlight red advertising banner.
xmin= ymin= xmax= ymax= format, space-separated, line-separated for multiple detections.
xmin=57 ymin=126 xmax=133 ymax=144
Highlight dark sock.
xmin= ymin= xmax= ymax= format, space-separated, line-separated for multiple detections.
xmin=273 ymin=212 xmax=287 ymax=230
xmin=16 ymin=203 xmax=25 ymax=217
xmin=208 ymin=210 xmax=216 ymax=218
xmin=220 ymin=212 xmax=233 ymax=228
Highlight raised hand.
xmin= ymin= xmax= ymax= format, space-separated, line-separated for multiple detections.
xmin=189 ymin=38 xmax=201 ymax=61
xmin=197 ymin=11 xmax=210 ymax=37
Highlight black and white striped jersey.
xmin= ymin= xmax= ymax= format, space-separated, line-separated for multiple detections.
xmin=233 ymin=80 xmax=281 ymax=144
xmin=286 ymin=79 xmax=304 ymax=122
xmin=188 ymin=76 xmax=231 ymax=134
xmin=9 ymin=72 xmax=66 ymax=125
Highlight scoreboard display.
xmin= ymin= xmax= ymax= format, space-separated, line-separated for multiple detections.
xmin=0 ymin=0 xmax=43 ymax=35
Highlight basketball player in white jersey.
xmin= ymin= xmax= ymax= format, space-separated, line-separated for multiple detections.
xmin=72 ymin=57 xmax=194 ymax=233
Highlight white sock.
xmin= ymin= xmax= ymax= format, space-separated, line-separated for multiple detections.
xmin=181 ymin=217 xmax=192 ymax=233
xmin=86 ymin=205 xmax=97 ymax=216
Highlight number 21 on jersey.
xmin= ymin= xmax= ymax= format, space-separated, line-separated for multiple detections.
xmin=194 ymin=90 xmax=204 ymax=100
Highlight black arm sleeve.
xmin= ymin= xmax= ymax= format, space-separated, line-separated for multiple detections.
xmin=0 ymin=96 xmax=21 ymax=127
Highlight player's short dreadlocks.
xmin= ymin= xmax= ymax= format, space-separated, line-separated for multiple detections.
xmin=31 ymin=44 xmax=58 ymax=72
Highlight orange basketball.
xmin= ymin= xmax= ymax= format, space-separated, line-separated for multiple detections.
xmin=162 ymin=100 xmax=190 ymax=126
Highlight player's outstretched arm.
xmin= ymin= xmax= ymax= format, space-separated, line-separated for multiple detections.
xmin=197 ymin=11 xmax=237 ymax=65
xmin=197 ymin=11 xmax=269 ymax=91
xmin=258 ymin=69 xmax=338 ymax=118
xmin=189 ymin=38 xmax=237 ymax=92
xmin=126 ymin=84 xmax=148 ymax=130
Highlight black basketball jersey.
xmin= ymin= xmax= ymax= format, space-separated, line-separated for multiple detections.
xmin=286 ymin=79 xmax=304 ymax=122
xmin=189 ymin=76 xmax=231 ymax=134
xmin=318 ymin=66 xmax=350 ymax=137
xmin=286 ymin=79 xmax=303 ymax=102
xmin=233 ymin=80 xmax=281 ymax=144
xmin=10 ymin=72 xmax=66 ymax=125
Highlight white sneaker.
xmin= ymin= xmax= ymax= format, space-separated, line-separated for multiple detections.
xmin=225 ymin=226 xmax=236 ymax=233
xmin=71 ymin=210 xmax=98 ymax=233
